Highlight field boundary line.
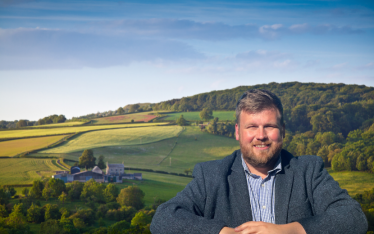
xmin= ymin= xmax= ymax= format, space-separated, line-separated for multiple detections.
xmin=157 ymin=126 xmax=185 ymax=165
xmin=0 ymin=122 xmax=170 ymax=142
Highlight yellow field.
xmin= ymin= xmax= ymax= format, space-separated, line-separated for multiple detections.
xmin=40 ymin=126 xmax=183 ymax=153
xmin=0 ymin=122 xmax=168 ymax=139
xmin=32 ymin=122 xmax=86 ymax=128
xmin=0 ymin=158 xmax=63 ymax=185
xmin=0 ymin=135 xmax=68 ymax=156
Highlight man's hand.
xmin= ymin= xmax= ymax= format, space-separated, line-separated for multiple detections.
xmin=219 ymin=222 xmax=306 ymax=234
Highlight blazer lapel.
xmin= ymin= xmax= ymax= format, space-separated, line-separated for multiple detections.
xmin=228 ymin=152 xmax=253 ymax=226
xmin=274 ymin=150 xmax=294 ymax=224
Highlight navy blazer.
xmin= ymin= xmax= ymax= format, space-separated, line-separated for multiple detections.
xmin=151 ymin=149 xmax=368 ymax=234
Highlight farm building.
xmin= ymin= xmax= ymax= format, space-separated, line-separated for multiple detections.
xmin=52 ymin=163 xmax=142 ymax=183
xmin=73 ymin=170 xmax=104 ymax=182
xmin=106 ymin=163 xmax=124 ymax=175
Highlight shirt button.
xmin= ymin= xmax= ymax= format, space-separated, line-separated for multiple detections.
xmin=262 ymin=206 xmax=266 ymax=209
xmin=261 ymin=184 xmax=265 ymax=187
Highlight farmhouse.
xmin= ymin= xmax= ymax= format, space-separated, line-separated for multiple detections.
xmin=52 ymin=163 xmax=142 ymax=183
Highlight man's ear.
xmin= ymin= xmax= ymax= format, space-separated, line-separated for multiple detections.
xmin=235 ymin=123 xmax=240 ymax=141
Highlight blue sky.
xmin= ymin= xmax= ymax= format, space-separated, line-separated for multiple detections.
xmin=0 ymin=0 xmax=373 ymax=121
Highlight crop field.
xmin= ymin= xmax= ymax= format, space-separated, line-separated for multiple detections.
xmin=327 ymin=169 xmax=374 ymax=196
xmin=0 ymin=158 xmax=64 ymax=185
xmin=39 ymin=126 xmax=183 ymax=154
xmin=92 ymin=112 xmax=157 ymax=124
xmin=163 ymin=111 xmax=235 ymax=121
xmin=32 ymin=122 xmax=86 ymax=128
xmin=0 ymin=122 xmax=168 ymax=139
xmin=0 ymin=135 xmax=68 ymax=156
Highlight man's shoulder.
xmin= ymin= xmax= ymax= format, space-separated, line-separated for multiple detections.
xmin=282 ymin=150 xmax=324 ymax=173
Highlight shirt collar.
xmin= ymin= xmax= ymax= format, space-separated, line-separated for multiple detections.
xmin=241 ymin=152 xmax=282 ymax=177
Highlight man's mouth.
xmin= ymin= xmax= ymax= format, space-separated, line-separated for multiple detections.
xmin=254 ymin=144 xmax=270 ymax=149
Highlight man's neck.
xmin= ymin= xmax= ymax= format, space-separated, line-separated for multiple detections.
xmin=243 ymin=154 xmax=281 ymax=179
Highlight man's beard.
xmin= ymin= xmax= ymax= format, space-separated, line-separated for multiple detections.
xmin=240 ymin=140 xmax=283 ymax=169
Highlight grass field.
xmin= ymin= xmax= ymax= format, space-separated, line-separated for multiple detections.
xmin=117 ymin=170 xmax=192 ymax=206
xmin=163 ymin=111 xmax=235 ymax=121
xmin=32 ymin=122 xmax=86 ymax=128
xmin=327 ymin=169 xmax=374 ymax=196
xmin=38 ymin=126 xmax=239 ymax=174
xmin=0 ymin=135 xmax=69 ymax=156
xmin=0 ymin=158 xmax=64 ymax=185
xmin=0 ymin=122 xmax=168 ymax=139
xmin=39 ymin=126 xmax=183 ymax=154
xmin=92 ymin=112 xmax=157 ymax=124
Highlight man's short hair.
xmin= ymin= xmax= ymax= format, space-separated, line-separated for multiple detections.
xmin=236 ymin=89 xmax=284 ymax=126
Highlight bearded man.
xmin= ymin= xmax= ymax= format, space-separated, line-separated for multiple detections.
xmin=150 ymin=89 xmax=367 ymax=234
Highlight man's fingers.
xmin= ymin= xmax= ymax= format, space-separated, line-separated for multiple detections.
xmin=235 ymin=221 xmax=263 ymax=231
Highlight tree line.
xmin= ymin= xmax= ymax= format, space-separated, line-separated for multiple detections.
xmin=0 ymin=178 xmax=160 ymax=234
xmin=354 ymin=188 xmax=374 ymax=232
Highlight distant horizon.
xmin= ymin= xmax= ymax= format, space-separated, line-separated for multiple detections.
xmin=1 ymin=81 xmax=373 ymax=122
xmin=1 ymin=0 xmax=373 ymax=121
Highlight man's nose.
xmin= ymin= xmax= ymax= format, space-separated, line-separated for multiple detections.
xmin=255 ymin=127 xmax=267 ymax=140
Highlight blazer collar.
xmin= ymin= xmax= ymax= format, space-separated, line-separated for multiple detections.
xmin=228 ymin=150 xmax=253 ymax=224
xmin=274 ymin=149 xmax=295 ymax=224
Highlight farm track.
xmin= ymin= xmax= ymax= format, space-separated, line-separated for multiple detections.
xmin=56 ymin=159 xmax=69 ymax=170
xmin=157 ymin=127 xmax=185 ymax=165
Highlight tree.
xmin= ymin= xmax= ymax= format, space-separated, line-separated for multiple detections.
xmin=131 ymin=210 xmax=152 ymax=227
xmin=184 ymin=168 xmax=192 ymax=176
xmin=117 ymin=186 xmax=145 ymax=210
xmin=176 ymin=115 xmax=187 ymax=126
xmin=44 ymin=204 xmax=60 ymax=220
xmin=57 ymin=115 xmax=66 ymax=123
xmin=48 ymin=178 xmax=66 ymax=197
xmin=59 ymin=192 xmax=67 ymax=205
xmin=98 ymin=155 xmax=106 ymax=170
xmin=107 ymin=220 xmax=130 ymax=234
xmin=0 ymin=188 xmax=10 ymax=205
xmin=21 ymin=188 xmax=29 ymax=197
xmin=42 ymin=186 xmax=52 ymax=201
xmin=80 ymin=179 xmax=105 ymax=203
xmin=39 ymin=219 xmax=62 ymax=234
xmin=67 ymin=181 xmax=84 ymax=201
xmin=16 ymin=120 xmax=27 ymax=128
xmin=27 ymin=203 xmax=42 ymax=223
xmin=129 ymin=104 xmax=140 ymax=113
xmin=79 ymin=149 xmax=96 ymax=169
xmin=30 ymin=180 xmax=44 ymax=199
xmin=199 ymin=108 xmax=214 ymax=121
xmin=104 ymin=184 xmax=119 ymax=202
xmin=117 ymin=107 xmax=125 ymax=115
xmin=6 ymin=203 xmax=28 ymax=232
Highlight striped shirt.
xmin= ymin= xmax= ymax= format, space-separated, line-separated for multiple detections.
xmin=241 ymin=154 xmax=282 ymax=224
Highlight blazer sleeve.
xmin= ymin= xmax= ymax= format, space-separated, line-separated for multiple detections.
xmin=297 ymin=157 xmax=368 ymax=234
xmin=150 ymin=163 xmax=227 ymax=234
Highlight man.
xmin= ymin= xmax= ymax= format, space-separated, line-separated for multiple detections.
xmin=150 ymin=89 xmax=367 ymax=234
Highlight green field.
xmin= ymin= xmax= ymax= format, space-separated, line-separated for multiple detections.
xmin=0 ymin=122 xmax=168 ymax=139
xmin=328 ymin=169 xmax=374 ymax=196
xmin=0 ymin=135 xmax=68 ymax=156
xmin=32 ymin=122 xmax=86 ymax=128
xmin=37 ymin=126 xmax=239 ymax=174
xmin=117 ymin=171 xmax=192 ymax=205
xmin=92 ymin=112 xmax=157 ymax=124
xmin=0 ymin=158 xmax=64 ymax=185
xmin=39 ymin=126 xmax=183 ymax=153
xmin=163 ymin=111 xmax=235 ymax=121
